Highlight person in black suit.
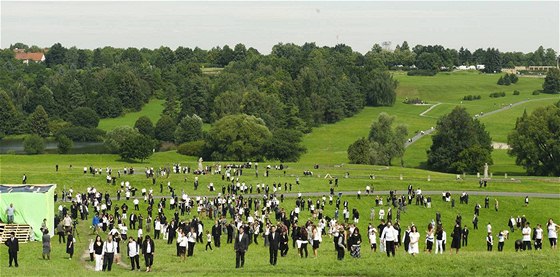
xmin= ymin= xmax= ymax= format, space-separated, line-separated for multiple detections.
xmin=142 ymin=235 xmax=155 ymax=272
xmin=268 ymin=226 xmax=280 ymax=265
xmin=234 ymin=226 xmax=250 ymax=268
xmin=212 ymin=221 xmax=222 ymax=248
xmin=4 ymin=232 xmax=19 ymax=267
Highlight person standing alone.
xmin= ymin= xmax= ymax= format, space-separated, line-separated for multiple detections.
xmin=5 ymin=232 xmax=19 ymax=267
xmin=234 ymin=226 xmax=249 ymax=268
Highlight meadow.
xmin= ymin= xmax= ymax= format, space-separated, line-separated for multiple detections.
xmin=97 ymin=99 xmax=165 ymax=132
xmin=1 ymin=71 xmax=559 ymax=276
xmin=1 ymin=158 xmax=559 ymax=276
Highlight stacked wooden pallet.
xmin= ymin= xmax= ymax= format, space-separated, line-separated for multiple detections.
xmin=0 ymin=223 xmax=31 ymax=243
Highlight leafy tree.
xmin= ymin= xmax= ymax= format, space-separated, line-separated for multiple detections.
xmin=416 ymin=52 xmax=442 ymax=71
xmin=427 ymin=106 xmax=493 ymax=173
xmin=508 ymin=104 xmax=560 ymax=176
xmin=0 ymin=89 xmax=20 ymax=137
xmin=154 ymin=115 xmax=175 ymax=142
xmin=45 ymin=43 xmax=67 ymax=67
xmin=104 ymin=126 xmax=138 ymax=153
xmin=205 ymin=114 xmax=272 ymax=161
xmin=56 ymin=135 xmax=73 ymax=154
xmin=69 ymin=107 xmax=100 ymax=128
xmin=134 ymin=116 xmax=154 ymax=138
xmin=174 ymin=114 xmax=203 ymax=144
xmin=264 ymin=129 xmax=307 ymax=162
xmin=542 ymin=68 xmax=560 ymax=94
xmin=118 ymin=133 xmax=154 ymax=161
xmin=23 ymin=134 xmax=45 ymax=154
xmin=348 ymin=113 xmax=408 ymax=165
xmin=483 ymin=48 xmax=502 ymax=73
xmin=29 ymin=105 xmax=50 ymax=137
xmin=347 ymin=138 xmax=375 ymax=164
xmin=363 ymin=70 xmax=397 ymax=106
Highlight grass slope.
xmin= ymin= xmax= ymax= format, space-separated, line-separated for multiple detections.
xmin=98 ymin=99 xmax=165 ymax=132
xmin=301 ymin=71 xmax=553 ymax=175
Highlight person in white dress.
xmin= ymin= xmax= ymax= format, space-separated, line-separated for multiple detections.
xmin=408 ymin=225 xmax=420 ymax=256
xmin=547 ymin=218 xmax=558 ymax=249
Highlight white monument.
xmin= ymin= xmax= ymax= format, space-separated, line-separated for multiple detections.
xmin=483 ymin=163 xmax=489 ymax=179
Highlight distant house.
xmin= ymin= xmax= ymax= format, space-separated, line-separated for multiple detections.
xmin=14 ymin=51 xmax=45 ymax=64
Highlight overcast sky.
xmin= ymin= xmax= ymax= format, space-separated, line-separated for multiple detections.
xmin=1 ymin=1 xmax=558 ymax=54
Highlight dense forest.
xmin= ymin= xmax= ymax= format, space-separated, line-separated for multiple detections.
xmin=0 ymin=42 xmax=557 ymax=161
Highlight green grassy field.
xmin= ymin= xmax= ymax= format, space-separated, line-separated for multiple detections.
xmin=97 ymin=99 xmax=165 ymax=132
xmin=1 ymin=71 xmax=559 ymax=276
xmin=300 ymin=71 xmax=555 ymax=175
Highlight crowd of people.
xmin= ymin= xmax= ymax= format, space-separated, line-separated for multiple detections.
xmin=3 ymin=162 xmax=559 ymax=272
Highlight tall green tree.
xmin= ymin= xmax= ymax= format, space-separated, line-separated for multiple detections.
xmin=542 ymin=68 xmax=560 ymax=94
xmin=347 ymin=113 xmax=408 ymax=165
xmin=508 ymin=103 xmax=560 ymax=176
xmin=23 ymin=134 xmax=45 ymax=154
xmin=134 ymin=116 xmax=155 ymax=138
xmin=29 ymin=105 xmax=50 ymax=137
xmin=154 ymin=115 xmax=175 ymax=142
xmin=119 ymin=133 xmax=154 ymax=161
xmin=205 ymin=114 xmax=272 ymax=161
xmin=174 ymin=114 xmax=203 ymax=144
xmin=0 ymin=89 xmax=20 ymax=137
xmin=264 ymin=129 xmax=306 ymax=162
xmin=69 ymin=107 xmax=99 ymax=128
xmin=363 ymin=70 xmax=397 ymax=106
xmin=427 ymin=106 xmax=493 ymax=173
xmin=56 ymin=134 xmax=73 ymax=154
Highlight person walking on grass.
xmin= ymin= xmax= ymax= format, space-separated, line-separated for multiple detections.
xmin=42 ymin=229 xmax=51 ymax=260
xmin=128 ymin=236 xmax=141 ymax=271
xmin=205 ymin=230 xmax=213 ymax=251
xmin=142 ymin=235 xmax=155 ymax=272
xmin=234 ymin=226 xmax=250 ymax=268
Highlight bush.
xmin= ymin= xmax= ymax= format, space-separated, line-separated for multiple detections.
xmin=23 ymin=134 xmax=45 ymax=154
xmin=498 ymin=73 xmax=519 ymax=86
xmin=56 ymin=135 xmax=73 ymax=154
xmin=177 ymin=140 xmax=205 ymax=156
xmin=56 ymin=127 xmax=105 ymax=142
xmin=463 ymin=95 xmax=481 ymax=101
xmin=407 ymin=70 xmax=437 ymax=76
xmin=489 ymin=92 xmax=506 ymax=98
xmin=532 ymin=90 xmax=541 ymax=95
xmin=513 ymin=90 xmax=520 ymax=95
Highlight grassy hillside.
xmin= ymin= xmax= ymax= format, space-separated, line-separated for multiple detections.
xmin=300 ymin=71 xmax=554 ymax=176
xmin=97 ymin=99 xmax=165 ymax=131
xmin=1 ymin=152 xmax=559 ymax=276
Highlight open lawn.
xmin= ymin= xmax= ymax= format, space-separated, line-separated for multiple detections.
xmin=98 ymin=99 xmax=165 ymax=132
xmin=301 ymin=71 xmax=553 ymax=175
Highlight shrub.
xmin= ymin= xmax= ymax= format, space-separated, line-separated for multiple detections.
xmin=463 ymin=95 xmax=481 ymax=101
xmin=177 ymin=140 xmax=205 ymax=156
xmin=56 ymin=127 xmax=105 ymax=142
xmin=56 ymin=135 xmax=73 ymax=154
xmin=532 ymin=90 xmax=541 ymax=95
xmin=513 ymin=90 xmax=520 ymax=95
xmin=23 ymin=134 xmax=45 ymax=154
xmin=407 ymin=70 xmax=437 ymax=76
xmin=489 ymin=92 xmax=506 ymax=98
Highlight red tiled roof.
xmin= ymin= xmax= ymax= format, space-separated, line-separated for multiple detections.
xmin=15 ymin=52 xmax=45 ymax=62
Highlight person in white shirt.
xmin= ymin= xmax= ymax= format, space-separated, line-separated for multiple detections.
xmin=380 ymin=222 xmax=397 ymax=257
xmin=547 ymin=218 xmax=559 ymax=249
xmin=368 ymin=225 xmax=377 ymax=252
xmin=379 ymin=209 xmax=385 ymax=220
xmin=127 ymin=237 xmax=140 ymax=271
xmin=102 ymin=235 xmax=118 ymax=271
xmin=522 ymin=223 xmax=532 ymax=250
xmin=535 ymin=224 xmax=544 ymax=250
xmin=177 ymin=229 xmax=188 ymax=261
xmin=408 ymin=225 xmax=420 ymax=256
xmin=486 ymin=232 xmax=493 ymax=251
